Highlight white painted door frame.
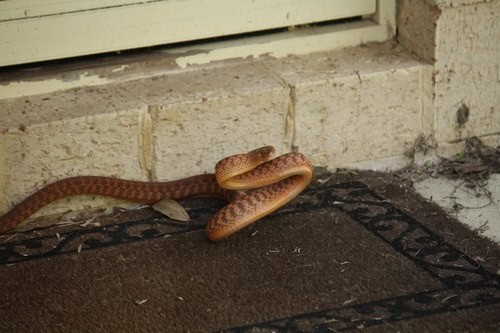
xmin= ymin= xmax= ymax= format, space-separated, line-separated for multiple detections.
xmin=0 ymin=0 xmax=394 ymax=67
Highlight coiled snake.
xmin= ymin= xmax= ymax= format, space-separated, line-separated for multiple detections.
xmin=0 ymin=147 xmax=313 ymax=241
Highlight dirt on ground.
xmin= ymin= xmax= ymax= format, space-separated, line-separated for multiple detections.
xmin=398 ymin=136 xmax=500 ymax=184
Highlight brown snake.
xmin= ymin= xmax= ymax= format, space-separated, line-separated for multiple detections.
xmin=0 ymin=146 xmax=313 ymax=241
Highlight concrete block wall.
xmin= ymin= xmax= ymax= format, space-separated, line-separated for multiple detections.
xmin=398 ymin=0 xmax=500 ymax=156
xmin=0 ymin=43 xmax=429 ymax=218
xmin=275 ymin=46 xmax=433 ymax=170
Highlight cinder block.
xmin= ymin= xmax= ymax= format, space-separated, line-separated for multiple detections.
xmin=398 ymin=0 xmax=500 ymax=153
xmin=278 ymin=43 xmax=432 ymax=169
xmin=433 ymin=1 xmax=500 ymax=143
xmin=0 ymin=88 xmax=148 ymax=216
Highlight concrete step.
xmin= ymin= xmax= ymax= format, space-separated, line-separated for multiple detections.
xmin=0 ymin=41 xmax=431 ymax=219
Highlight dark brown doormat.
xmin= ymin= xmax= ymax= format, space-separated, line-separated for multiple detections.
xmin=1 ymin=171 xmax=499 ymax=333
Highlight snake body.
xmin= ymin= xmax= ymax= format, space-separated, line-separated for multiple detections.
xmin=0 ymin=146 xmax=313 ymax=241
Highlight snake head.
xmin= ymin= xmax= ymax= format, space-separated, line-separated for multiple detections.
xmin=250 ymin=146 xmax=275 ymax=162
xmin=215 ymin=146 xmax=277 ymax=187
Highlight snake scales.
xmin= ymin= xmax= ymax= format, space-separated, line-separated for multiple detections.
xmin=0 ymin=146 xmax=313 ymax=241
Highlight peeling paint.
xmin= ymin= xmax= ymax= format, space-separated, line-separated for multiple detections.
xmin=0 ymin=72 xmax=110 ymax=99
xmin=111 ymin=65 xmax=129 ymax=73
xmin=174 ymin=20 xmax=392 ymax=69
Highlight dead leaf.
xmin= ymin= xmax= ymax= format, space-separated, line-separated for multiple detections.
xmin=152 ymin=198 xmax=190 ymax=222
